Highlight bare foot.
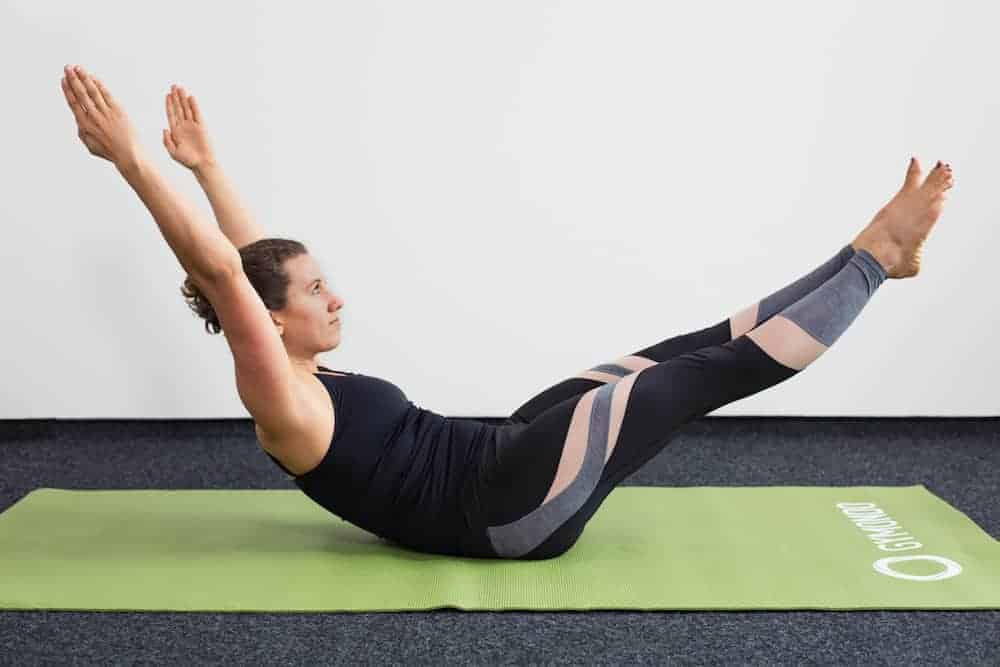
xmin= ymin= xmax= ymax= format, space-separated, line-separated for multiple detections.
xmin=853 ymin=158 xmax=955 ymax=279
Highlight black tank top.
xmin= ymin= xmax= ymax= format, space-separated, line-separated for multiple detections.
xmin=263 ymin=365 xmax=499 ymax=556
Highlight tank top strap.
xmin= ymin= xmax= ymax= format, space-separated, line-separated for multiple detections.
xmin=317 ymin=365 xmax=357 ymax=375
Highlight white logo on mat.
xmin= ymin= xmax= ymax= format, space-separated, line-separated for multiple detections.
xmin=836 ymin=502 xmax=962 ymax=582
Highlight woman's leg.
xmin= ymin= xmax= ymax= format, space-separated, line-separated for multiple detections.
xmin=504 ymin=243 xmax=859 ymax=426
xmin=482 ymin=249 xmax=889 ymax=559
xmin=480 ymin=158 xmax=953 ymax=560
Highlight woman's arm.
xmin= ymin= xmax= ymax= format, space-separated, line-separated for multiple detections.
xmin=192 ymin=161 xmax=268 ymax=250
xmin=117 ymin=156 xmax=241 ymax=280
xmin=162 ymin=85 xmax=267 ymax=251
xmin=61 ymin=65 xmax=239 ymax=280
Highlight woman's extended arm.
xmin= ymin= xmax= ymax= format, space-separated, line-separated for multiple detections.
xmin=163 ymin=85 xmax=267 ymax=251
xmin=116 ymin=157 xmax=241 ymax=279
xmin=192 ymin=161 xmax=268 ymax=251
xmin=61 ymin=65 xmax=239 ymax=280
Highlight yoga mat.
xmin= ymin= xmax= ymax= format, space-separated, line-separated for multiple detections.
xmin=1 ymin=485 xmax=997 ymax=612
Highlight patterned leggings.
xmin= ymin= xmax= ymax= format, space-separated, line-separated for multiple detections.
xmin=477 ymin=243 xmax=887 ymax=559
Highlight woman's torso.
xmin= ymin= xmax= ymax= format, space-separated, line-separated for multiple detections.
xmin=254 ymin=364 xmax=504 ymax=557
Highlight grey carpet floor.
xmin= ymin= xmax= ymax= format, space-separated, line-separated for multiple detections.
xmin=1 ymin=417 xmax=997 ymax=666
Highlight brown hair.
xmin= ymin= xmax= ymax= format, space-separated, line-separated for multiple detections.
xmin=180 ymin=238 xmax=309 ymax=335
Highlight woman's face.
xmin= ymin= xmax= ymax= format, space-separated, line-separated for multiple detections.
xmin=272 ymin=253 xmax=344 ymax=351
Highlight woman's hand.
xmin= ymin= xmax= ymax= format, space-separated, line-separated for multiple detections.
xmin=60 ymin=65 xmax=143 ymax=167
xmin=163 ymin=85 xmax=216 ymax=171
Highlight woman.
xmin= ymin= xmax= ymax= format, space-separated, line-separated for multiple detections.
xmin=60 ymin=65 xmax=955 ymax=560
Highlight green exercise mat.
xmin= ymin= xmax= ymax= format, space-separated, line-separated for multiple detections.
xmin=1 ymin=485 xmax=997 ymax=612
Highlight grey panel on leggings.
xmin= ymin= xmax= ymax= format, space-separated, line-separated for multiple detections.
xmin=590 ymin=363 xmax=634 ymax=378
xmin=486 ymin=379 xmax=616 ymax=558
xmin=756 ymin=244 xmax=857 ymax=326
xmin=779 ymin=250 xmax=887 ymax=347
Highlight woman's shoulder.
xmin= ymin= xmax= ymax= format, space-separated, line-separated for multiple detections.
xmin=257 ymin=370 xmax=339 ymax=476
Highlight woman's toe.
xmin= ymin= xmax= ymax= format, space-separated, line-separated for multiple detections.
xmin=921 ymin=162 xmax=951 ymax=193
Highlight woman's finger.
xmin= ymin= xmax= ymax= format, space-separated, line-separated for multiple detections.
xmin=188 ymin=94 xmax=202 ymax=125
xmin=60 ymin=77 xmax=81 ymax=116
xmin=60 ymin=76 xmax=76 ymax=109
xmin=177 ymin=87 xmax=190 ymax=122
xmin=61 ymin=76 xmax=89 ymax=126
xmin=65 ymin=68 xmax=95 ymax=116
xmin=93 ymin=77 xmax=117 ymax=110
xmin=179 ymin=88 xmax=194 ymax=122
xmin=76 ymin=67 xmax=110 ymax=116
xmin=171 ymin=87 xmax=186 ymax=123
xmin=163 ymin=128 xmax=174 ymax=153
xmin=166 ymin=89 xmax=176 ymax=128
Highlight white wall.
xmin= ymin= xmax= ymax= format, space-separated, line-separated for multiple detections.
xmin=3 ymin=0 xmax=996 ymax=419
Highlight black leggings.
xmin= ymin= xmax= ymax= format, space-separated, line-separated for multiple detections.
xmin=475 ymin=243 xmax=886 ymax=560
xmin=479 ymin=321 xmax=797 ymax=559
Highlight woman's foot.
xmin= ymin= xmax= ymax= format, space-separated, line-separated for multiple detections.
xmin=852 ymin=158 xmax=955 ymax=279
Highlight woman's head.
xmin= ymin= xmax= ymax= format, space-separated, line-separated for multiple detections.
xmin=181 ymin=238 xmax=344 ymax=363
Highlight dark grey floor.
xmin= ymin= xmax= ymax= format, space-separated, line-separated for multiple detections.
xmin=1 ymin=417 xmax=998 ymax=666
